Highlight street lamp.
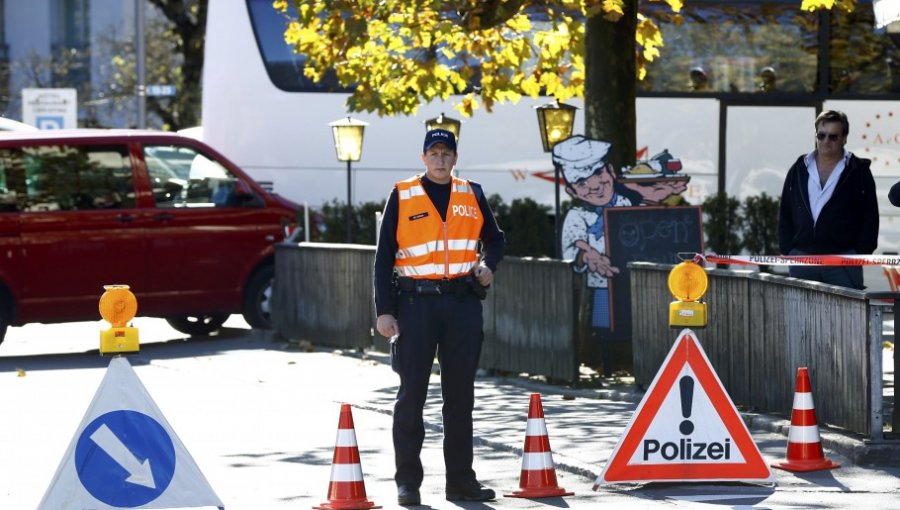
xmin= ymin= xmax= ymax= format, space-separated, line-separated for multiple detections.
xmin=329 ymin=116 xmax=369 ymax=243
xmin=535 ymin=100 xmax=577 ymax=258
xmin=535 ymin=99 xmax=577 ymax=152
xmin=424 ymin=112 xmax=462 ymax=143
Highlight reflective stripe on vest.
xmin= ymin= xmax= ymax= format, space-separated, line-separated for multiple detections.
xmin=395 ymin=175 xmax=483 ymax=279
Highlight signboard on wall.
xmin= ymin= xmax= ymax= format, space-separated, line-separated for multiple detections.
xmin=22 ymin=88 xmax=78 ymax=129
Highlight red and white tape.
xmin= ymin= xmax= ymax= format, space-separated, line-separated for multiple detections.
xmin=690 ymin=253 xmax=900 ymax=267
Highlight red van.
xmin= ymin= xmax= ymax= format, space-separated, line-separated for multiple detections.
xmin=0 ymin=129 xmax=299 ymax=344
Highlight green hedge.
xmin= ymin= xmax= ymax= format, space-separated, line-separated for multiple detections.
xmin=701 ymin=192 xmax=780 ymax=256
xmin=311 ymin=192 xmax=780 ymax=259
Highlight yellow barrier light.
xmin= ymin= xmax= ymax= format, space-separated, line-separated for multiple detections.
xmin=99 ymin=285 xmax=140 ymax=355
xmin=668 ymin=261 xmax=708 ymax=327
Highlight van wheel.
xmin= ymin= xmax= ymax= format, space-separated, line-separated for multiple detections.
xmin=166 ymin=313 xmax=229 ymax=336
xmin=242 ymin=265 xmax=274 ymax=329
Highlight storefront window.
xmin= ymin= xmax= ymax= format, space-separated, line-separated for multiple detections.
xmin=639 ymin=2 xmax=819 ymax=94
xmin=830 ymin=5 xmax=900 ymax=94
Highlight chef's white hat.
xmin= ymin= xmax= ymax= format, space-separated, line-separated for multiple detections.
xmin=551 ymin=135 xmax=612 ymax=183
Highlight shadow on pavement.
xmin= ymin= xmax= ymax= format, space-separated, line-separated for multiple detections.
xmin=0 ymin=327 xmax=292 ymax=373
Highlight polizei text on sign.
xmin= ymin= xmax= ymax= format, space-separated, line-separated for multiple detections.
xmin=642 ymin=438 xmax=732 ymax=461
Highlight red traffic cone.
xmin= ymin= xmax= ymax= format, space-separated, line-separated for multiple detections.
xmin=771 ymin=367 xmax=840 ymax=472
xmin=505 ymin=394 xmax=573 ymax=498
xmin=313 ymin=404 xmax=381 ymax=510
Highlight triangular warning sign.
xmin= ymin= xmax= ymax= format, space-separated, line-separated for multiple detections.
xmin=39 ymin=357 xmax=224 ymax=509
xmin=595 ymin=329 xmax=774 ymax=485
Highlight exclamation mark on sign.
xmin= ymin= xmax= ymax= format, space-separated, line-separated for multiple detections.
xmin=679 ymin=375 xmax=694 ymax=435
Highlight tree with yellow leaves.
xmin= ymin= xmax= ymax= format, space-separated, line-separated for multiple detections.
xmin=276 ymin=0 xmax=855 ymax=171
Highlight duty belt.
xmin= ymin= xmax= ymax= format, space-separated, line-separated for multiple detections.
xmin=396 ymin=276 xmax=473 ymax=295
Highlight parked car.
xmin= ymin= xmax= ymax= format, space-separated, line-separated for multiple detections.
xmin=0 ymin=129 xmax=300 ymax=344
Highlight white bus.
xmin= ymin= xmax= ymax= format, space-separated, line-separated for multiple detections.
xmin=202 ymin=1 xmax=900 ymax=278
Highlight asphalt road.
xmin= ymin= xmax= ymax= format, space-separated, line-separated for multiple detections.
xmin=1 ymin=317 xmax=898 ymax=510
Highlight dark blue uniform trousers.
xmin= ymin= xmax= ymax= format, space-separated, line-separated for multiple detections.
xmin=391 ymin=289 xmax=484 ymax=489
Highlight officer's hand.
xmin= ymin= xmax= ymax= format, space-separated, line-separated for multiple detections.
xmin=376 ymin=314 xmax=399 ymax=338
xmin=474 ymin=264 xmax=493 ymax=287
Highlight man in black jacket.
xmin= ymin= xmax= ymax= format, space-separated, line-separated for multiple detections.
xmin=778 ymin=110 xmax=879 ymax=289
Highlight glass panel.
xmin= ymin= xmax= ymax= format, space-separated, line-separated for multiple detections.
xmin=830 ymin=4 xmax=900 ymax=94
xmin=725 ymin=106 xmax=816 ymax=199
xmin=639 ymin=3 xmax=819 ymax=93
xmin=15 ymin=145 xmax=132 ymax=211
xmin=144 ymin=145 xmax=239 ymax=208
xmin=637 ymin=97 xmax=719 ymax=204
xmin=52 ymin=0 xmax=91 ymax=86
xmin=825 ymin=99 xmax=900 ymax=254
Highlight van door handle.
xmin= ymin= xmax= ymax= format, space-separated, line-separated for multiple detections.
xmin=153 ymin=213 xmax=175 ymax=222
xmin=115 ymin=214 xmax=136 ymax=223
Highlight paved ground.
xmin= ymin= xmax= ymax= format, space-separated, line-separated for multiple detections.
xmin=1 ymin=317 xmax=898 ymax=509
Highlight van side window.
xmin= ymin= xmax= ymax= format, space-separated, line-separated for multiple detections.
xmin=144 ymin=145 xmax=240 ymax=208
xmin=0 ymin=145 xmax=133 ymax=212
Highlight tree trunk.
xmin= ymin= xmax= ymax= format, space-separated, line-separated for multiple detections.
xmin=148 ymin=0 xmax=205 ymax=130
xmin=583 ymin=4 xmax=638 ymax=372
xmin=584 ymin=3 xmax=637 ymax=172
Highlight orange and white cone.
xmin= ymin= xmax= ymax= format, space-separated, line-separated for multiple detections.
xmin=505 ymin=393 xmax=573 ymax=498
xmin=313 ymin=404 xmax=381 ymax=509
xmin=771 ymin=367 xmax=840 ymax=472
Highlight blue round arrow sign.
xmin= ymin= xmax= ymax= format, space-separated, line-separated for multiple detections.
xmin=75 ymin=410 xmax=176 ymax=507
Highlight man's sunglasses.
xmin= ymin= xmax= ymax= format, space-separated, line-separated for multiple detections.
xmin=816 ymin=132 xmax=841 ymax=141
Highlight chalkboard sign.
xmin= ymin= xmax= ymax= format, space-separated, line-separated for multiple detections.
xmin=603 ymin=206 xmax=704 ymax=340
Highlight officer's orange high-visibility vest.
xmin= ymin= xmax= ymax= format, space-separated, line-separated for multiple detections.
xmin=394 ymin=176 xmax=484 ymax=279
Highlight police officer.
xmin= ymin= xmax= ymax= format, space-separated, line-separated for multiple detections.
xmin=374 ymin=128 xmax=505 ymax=506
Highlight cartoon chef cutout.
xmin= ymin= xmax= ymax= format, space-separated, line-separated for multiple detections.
xmin=553 ymin=135 xmax=631 ymax=329
xmin=554 ymin=135 xmax=690 ymax=331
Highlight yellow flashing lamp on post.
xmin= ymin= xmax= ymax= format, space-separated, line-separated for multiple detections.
xmin=668 ymin=261 xmax=708 ymax=327
xmin=99 ymin=285 xmax=139 ymax=355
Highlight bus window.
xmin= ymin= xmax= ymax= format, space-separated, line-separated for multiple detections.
xmin=246 ymin=0 xmax=347 ymax=92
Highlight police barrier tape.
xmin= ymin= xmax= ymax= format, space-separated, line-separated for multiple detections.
xmin=683 ymin=253 xmax=900 ymax=267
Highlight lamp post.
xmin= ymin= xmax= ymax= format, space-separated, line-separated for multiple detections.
xmin=424 ymin=112 xmax=462 ymax=176
xmin=329 ymin=116 xmax=368 ymax=243
xmin=424 ymin=112 xmax=462 ymax=142
xmin=535 ymin=100 xmax=577 ymax=258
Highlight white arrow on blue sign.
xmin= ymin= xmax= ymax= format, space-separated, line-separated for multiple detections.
xmin=38 ymin=357 xmax=223 ymax=509
xmin=75 ymin=410 xmax=175 ymax=506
